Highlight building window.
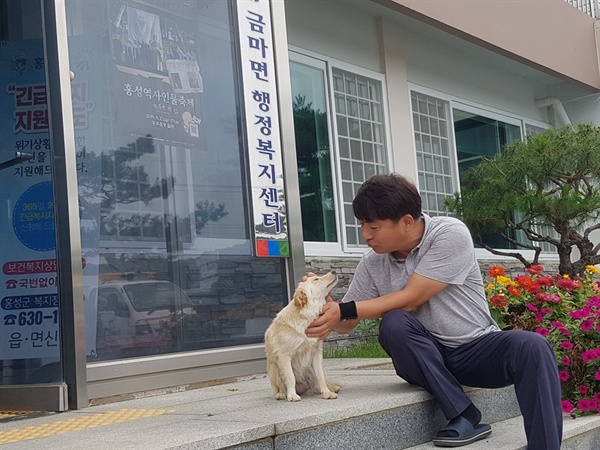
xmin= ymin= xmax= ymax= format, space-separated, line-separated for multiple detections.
xmin=525 ymin=123 xmax=557 ymax=253
xmin=411 ymin=90 xmax=553 ymax=251
xmin=333 ymin=68 xmax=388 ymax=248
xmin=290 ymin=59 xmax=337 ymax=243
xmin=412 ymin=92 xmax=456 ymax=216
xmin=452 ymin=107 xmax=522 ymax=249
xmin=453 ymin=108 xmax=522 ymax=175
xmin=290 ymin=53 xmax=389 ymax=253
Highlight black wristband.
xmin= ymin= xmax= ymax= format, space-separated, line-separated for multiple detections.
xmin=339 ymin=301 xmax=358 ymax=321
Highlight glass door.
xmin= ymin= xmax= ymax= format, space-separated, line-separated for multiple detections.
xmin=65 ymin=0 xmax=288 ymax=400
xmin=0 ymin=0 xmax=80 ymax=411
xmin=0 ymin=0 xmax=87 ymax=411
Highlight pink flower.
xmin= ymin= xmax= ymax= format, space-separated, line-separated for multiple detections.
xmin=559 ymin=370 xmax=571 ymax=382
xmin=559 ymin=328 xmax=571 ymax=336
xmin=581 ymin=319 xmax=595 ymax=331
xmin=579 ymin=385 xmax=589 ymax=395
xmin=560 ymin=341 xmax=573 ymax=350
xmin=535 ymin=313 xmax=543 ymax=322
xmin=582 ymin=350 xmax=596 ymax=362
xmin=551 ymin=321 xmax=565 ymax=328
xmin=546 ymin=293 xmax=561 ymax=303
xmin=562 ymin=357 xmax=571 ymax=366
xmin=589 ymin=296 xmax=600 ymax=306
xmin=526 ymin=303 xmax=538 ymax=312
xmin=578 ymin=399 xmax=592 ymax=412
xmin=541 ymin=308 xmax=553 ymax=315
xmin=535 ymin=328 xmax=550 ymax=337
xmin=595 ymin=371 xmax=600 ymax=381
xmin=562 ymin=400 xmax=574 ymax=413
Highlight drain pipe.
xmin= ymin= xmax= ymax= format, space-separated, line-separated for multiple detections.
xmin=535 ymin=96 xmax=571 ymax=128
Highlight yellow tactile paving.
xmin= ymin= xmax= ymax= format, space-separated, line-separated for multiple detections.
xmin=0 ymin=412 xmax=38 ymax=419
xmin=0 ymin=408 xmax=174 ymax=445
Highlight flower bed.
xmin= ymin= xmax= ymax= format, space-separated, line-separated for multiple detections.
xmin=485 ymin=264 xmax=600 ymax=416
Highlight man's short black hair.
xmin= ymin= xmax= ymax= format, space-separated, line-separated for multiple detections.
xmin=352 ymin=173 xmax=422 ymax=223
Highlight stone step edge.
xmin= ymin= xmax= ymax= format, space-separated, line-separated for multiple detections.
xmin=405 ymin=414 xmax=600 ymax=450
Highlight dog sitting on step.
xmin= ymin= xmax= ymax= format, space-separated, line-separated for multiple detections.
xmin=264 ymin=271 xmax=342 ymax=401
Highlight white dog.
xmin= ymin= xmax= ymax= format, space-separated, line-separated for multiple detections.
xmin=264 ymin=271 xmax=342 ymax=402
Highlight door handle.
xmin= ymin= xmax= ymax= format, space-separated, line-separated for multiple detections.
xmin=0 ymin=152 xmax=34 ymax=171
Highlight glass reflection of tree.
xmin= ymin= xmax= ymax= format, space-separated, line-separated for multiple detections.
xmin=293 ymin=94 xmax=336 ymax=242
xmin=99 ymin=134 xmax=174 ymax=240
xmin=78 ymin=134 xmax=231 ymax=242
xmin=194 ymin=199 xmax=227 ymax=235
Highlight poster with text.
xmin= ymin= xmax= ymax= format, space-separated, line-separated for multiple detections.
xmin=0 ymin=38 xmax=102 ymax=360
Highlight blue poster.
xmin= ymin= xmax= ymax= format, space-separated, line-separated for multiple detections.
xmin=0 ymin=38 xmax=102 ymax=359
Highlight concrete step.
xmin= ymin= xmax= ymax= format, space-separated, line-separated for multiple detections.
xmin=406 ymin=414 xmax=600 ymax=450
xmin=2 ymin=359 xmax=599 ymax=449
xmin=216 ymin=358 xmax=524 ymax=450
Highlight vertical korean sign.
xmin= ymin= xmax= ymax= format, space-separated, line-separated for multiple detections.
xmin=237 ymin=0 xmax=289 ymax=257
xmin=0 ymin=39 xmax=102 ymax=360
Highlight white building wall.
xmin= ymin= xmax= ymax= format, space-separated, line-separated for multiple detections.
xmin=285 ymin=0 xmax=564 ymax=180
xmin=284 ymin=1 xmax=381 ymax=73
xmin=285 ymin=0 xmax=600 ymax=264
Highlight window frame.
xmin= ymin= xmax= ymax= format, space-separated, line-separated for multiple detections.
xmin=290 ymin=47 xmax=393 ymax=256
xmin=409 ymin=84 xmax=558 ymax=262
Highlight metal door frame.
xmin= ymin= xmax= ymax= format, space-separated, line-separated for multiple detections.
xmin=0 ymin=0 xmax=87 ymax=411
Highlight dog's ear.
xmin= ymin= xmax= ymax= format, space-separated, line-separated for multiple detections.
xmin=293 ymin=288 xmax=308 ymax=308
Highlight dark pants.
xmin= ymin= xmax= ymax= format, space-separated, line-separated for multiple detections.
xmin=378 ymin=309 xmax=562 ymax=450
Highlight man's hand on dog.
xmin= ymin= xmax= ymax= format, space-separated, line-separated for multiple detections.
xmin=302 ymin=272 xmax=347 ymax=340
xmin=306 ymin=302 xmax=341 ymax=339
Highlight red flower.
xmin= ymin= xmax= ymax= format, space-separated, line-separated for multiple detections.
xmin=515 ymin=275 xmax=540 ymax=292
xmin=557 ymin=278 xmax=581 ymax=291
xmin=490 ymin=294 xmax=507 ymax=308
xmin=508 ymin=286 xmax=522 ymax=296
xmin=537 ymin=276 xmax=554 ymax=287
xmin=515 ymin=275 xmax=533 ymax=287
xmin=526 ymin=265 xmax=544 ymax=275
xmin=487 ymin=266 xmax=506 ymax=278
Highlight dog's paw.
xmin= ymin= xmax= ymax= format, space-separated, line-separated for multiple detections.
xmin=287 ymin=393 xmax=302 ymax=402
xmin=275 ymin=392 xmax=287 ymax=400
xmin=326 ymin=379 xmax=343 ymax=393
xmin=321 ymin=391 xmax=338 ymax=399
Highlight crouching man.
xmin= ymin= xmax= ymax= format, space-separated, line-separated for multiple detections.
xmin=306 ymin=173 xmax=562 ymax=449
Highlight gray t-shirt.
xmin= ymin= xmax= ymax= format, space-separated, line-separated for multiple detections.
xmin=343 ymin=214 xmax=500 ymax=348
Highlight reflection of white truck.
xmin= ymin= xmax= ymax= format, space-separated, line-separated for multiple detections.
xmin=92 ymin=279 xmax=195 ymax=358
